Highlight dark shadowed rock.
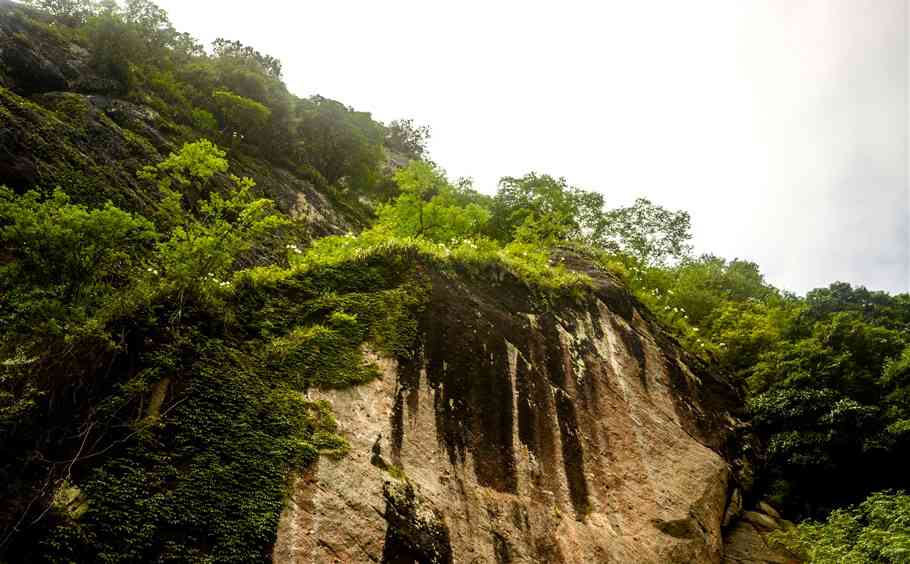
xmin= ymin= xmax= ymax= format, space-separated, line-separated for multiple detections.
xmin=722 ymin=521 xmax=798 ymax=564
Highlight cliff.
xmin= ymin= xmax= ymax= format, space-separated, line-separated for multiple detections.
xmin=274 ymin=253 xmax=755 ymax=563
xmin=0 ymin=3 xmax=794 ymax=562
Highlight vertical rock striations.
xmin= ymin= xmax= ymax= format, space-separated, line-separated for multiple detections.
xmin=275 ymin=256 xmax=752 ymax=563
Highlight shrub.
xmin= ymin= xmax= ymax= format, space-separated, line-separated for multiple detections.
xmin=212 ymin=89 xmax=271 ymax=140
xmin=770 ymin=491 xmax=910 ymax=563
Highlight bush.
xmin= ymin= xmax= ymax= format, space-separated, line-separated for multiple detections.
xmin=770 ymin=491 xmax=910 ymax=563
xmin=0 ymin=186 xmax=157 ymax=348
xmin=212 ymin=89 xmax=271 ymax=141
xmin=84 ymin=11 xmax=144 ymax=93
xmin=190 ymin=107 xmax=218 ymax=132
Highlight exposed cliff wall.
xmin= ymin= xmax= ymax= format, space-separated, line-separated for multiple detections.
xmin=275 ymin=254 xmax=753 ymax=563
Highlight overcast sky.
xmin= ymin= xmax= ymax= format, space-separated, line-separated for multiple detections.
xmin=155 ymin=0 xmax=909 ymax=295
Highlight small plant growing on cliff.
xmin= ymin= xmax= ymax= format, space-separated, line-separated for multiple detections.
xmin=138 ymin=139 xmax=290 ymax=307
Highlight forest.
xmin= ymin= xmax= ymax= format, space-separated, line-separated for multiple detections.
xmin=1 ymin=1 xmax=908 ymax=562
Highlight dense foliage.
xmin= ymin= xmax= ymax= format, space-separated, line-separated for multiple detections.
xmin=3 ymin=1 xmax=909 ymax=562
xmin=770 ymin=491 xmax=910 ymax=563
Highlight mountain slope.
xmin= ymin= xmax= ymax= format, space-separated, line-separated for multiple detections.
xmin=0 ymin=3 xmax=789 ymax=563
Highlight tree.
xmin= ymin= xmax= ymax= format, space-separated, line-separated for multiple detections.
xmin=0 ymin=186 xmax=157 ymax=342
xmin=138 ymin=140 xmax=290 ymax=302
xmin=882 ymin=346 xmax=910 ymax=445
xmin=385 ymin=119 xmax=431 ymax=160
xmin=597 ymin=198 xmax=692 ymax=266
xmin=376 ymin=161 xmax=490 ymax=242
xmin=294 ymin=96 xmax=385 ymax=192
xmin=212 ymin=89 xmax=272 ymax=141
xmin=212 ymin=38 xmax=283 ymax=80
xmin=21 ymin=0 xmax=99 ymax=25
xmin=488 ymin=173 xmax=604 ymax=244
xmin=84 ymin=10 xmax=144 ymax=93
xmin=770 ymin=491 xmax=910 ymax=563
xmin=122 ymin=0 xmax=176 ymax=45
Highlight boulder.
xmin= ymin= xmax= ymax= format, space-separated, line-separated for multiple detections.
xmin=723 ymin=521 xmax=796 ymax=564
xmin=757 ymin=501 xmax=782 ymax=520
xmin=742 ymin=510 xmax=780 ymax=532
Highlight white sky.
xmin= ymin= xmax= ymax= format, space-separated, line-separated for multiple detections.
xmin=155 ymin=0 xmax=909 ymax=295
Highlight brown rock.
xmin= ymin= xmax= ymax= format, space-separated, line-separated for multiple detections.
xmin=757 ymin=501 xmax=782 ymax=520
xmin=723 ymin=521 xmax=795 ymax=564
xmin=275 ymin=260 xmax=750 ymax=563
xmin=724 ymin=488 xmax=744 ymax=527
xmin=742 ymin=511 xmax=780 ymax=531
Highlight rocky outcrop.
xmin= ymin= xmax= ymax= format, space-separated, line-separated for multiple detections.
xmin=723 ymin=501 xmax=799 ymax=564
xmin=0 ymin=1 xmax=106 ymax=94
xmin=275 ymin=258 xmax=754 ymax=563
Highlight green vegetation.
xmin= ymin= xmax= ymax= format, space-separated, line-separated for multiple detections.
xmin=3 ymin=1 xmax=909 ymax=562
xmin=0 ymin=139 xmax=433 ymax=562
xmin=385 ymin=119 xmax=431 ymax=160
xmin=18 ymin=0 xmax=425 ymax=209
xmin=770 ymin=491 xmax=910 ymax=563
xmin=376 ymin=161 xmax=491 ymax=242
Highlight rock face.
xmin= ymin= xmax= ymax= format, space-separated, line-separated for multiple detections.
xmin=275 ymin=258 xmax=752 ymax=563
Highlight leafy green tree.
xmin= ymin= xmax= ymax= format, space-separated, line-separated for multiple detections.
xmin=770 ymin=491 xmax=910 ymax=563
xmin=21 ymin=0 xmax=99 ymax=25
xmin=212 ymin=89 xmax=272 ymax=141
xmin=138 ymin=140 xmax=290 ymax=305
xmin=84 ymin=9 xmax=144 ymax=93
xmin=385 ymin=119 xmax=431 ymax=160
xmin=123 ymin=0 xmax=171 ymax=33
xmin=488 ymin=173 xmax=604 ymax=244
xmin=0 ymin=186 xmax=157 ymax=344
xmin=597 ymin=197 xmax=692 ymax=266
xmin=882 ymin=347 xmax=910 ymax=442
xmin=212 ymin=38 xmax=283 ymax=79
xmin=804 ymin=282 xmax=910 ymax=330
xmin=0 ymin=185 xmax=157 ymax=425
xmin=294 ymin=96 xmax=385 ymax=192
xmin=376 ymin=161 xmax=490 ymax=242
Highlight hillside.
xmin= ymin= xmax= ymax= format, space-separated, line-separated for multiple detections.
xmin=2 ymin=1 xmax=909 ymax=563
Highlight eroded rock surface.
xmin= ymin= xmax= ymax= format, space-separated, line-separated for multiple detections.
xmin=276 ymin=261 xmax=752 ymax=563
